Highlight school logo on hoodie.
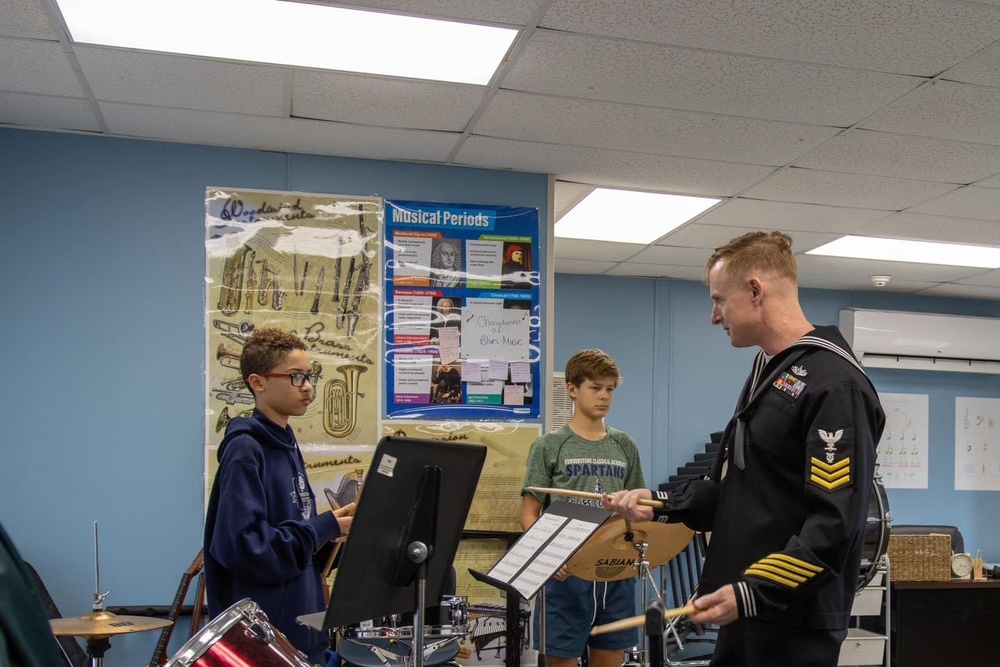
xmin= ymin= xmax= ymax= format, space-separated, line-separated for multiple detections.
xmin=291 ymin=473 xmax=312 ymax=519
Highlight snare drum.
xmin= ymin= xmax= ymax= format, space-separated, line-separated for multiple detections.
xmin=165 ymin=598 xmax=312 ymax=667
xmin=858 ymin=474 xmax=891 ymax=590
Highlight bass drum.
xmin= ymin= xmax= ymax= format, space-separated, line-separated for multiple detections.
xmin=858 ymin=474 xmax=891 ymax=590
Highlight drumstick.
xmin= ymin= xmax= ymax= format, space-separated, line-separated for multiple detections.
xmin=590 ymin=604 xmax=697 ymax=635
xmin=525 ymin=486 xmax=665 ymax=509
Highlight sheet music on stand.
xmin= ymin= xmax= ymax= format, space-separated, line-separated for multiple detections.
xmin=470 ymin=501 xmax=610 ymax=600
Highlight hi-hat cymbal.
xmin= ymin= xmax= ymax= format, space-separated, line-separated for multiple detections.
xmin=566 ymin=516 xmax=694 ymax=581
xmin=50 ymin=611 xmax=172 ymax=638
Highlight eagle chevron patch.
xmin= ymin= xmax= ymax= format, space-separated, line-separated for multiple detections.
xmin=809 ymin=456 xmax=852 ymax=491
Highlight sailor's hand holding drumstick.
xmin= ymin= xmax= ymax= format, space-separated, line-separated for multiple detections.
xmin=601 ymin=489 xmax=740 ymax=627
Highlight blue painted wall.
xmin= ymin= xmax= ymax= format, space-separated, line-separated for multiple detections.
xmin=3 ymin=126 xmax=999 ymax=666
xmin=0 ymin=128 xmax=548 ymax=667
xmin=554 ymin=274 xmax=1000 ymax=568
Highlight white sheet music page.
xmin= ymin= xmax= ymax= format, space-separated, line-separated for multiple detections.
xmin=486 ymin=511 xmax=604 ymax=599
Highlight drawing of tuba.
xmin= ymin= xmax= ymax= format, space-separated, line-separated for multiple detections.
xmin=323 ymin=364 xmax=367 ymax=438
xmin=217 ymin=245 xmax=250 ymax=316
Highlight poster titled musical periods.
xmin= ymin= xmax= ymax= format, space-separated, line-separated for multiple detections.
xmin=383 ymin=200 xmax=541 ymax=420
xmin=204 ymin=188 xmax=382 ymax=497
xmin=876 ymin=393 xmax=929 ymax=489
xmin=955 ymin=397 xmax=1000 ymax=491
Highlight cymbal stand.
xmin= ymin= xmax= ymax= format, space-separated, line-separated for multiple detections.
xmin=624 ymin=528 xmax=685 ymax=667
xmin=88 ymin=521 xmax=112 ymax=667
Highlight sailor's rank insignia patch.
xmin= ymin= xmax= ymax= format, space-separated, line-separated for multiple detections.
xmin=772 ymin=372 xmax=806 ymax=399
xmin=810 ymin=456 xmax=851 ymax=491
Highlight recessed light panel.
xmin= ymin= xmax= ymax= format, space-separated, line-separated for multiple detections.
xmin=55 ymin=0 xmax=517 ymax=85
xmin=807 ymin=235 xmax=1000 ymax=269
xmin=556 ymin=188 xmax=720 ymax=244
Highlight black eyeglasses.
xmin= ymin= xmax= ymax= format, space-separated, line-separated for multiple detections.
xmin=260 ymin=372 xmax=321 ymax=387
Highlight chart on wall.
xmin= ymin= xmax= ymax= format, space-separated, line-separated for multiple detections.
xmin=876 ymin=393 xmax=928 ymax=489
xmin=383 ymin=200 xmax=541 ymax=420
xmin=204 ymin=188 xmax=382 ymax=484
xmin=955 ymin=396 xmax=1000 ymax=491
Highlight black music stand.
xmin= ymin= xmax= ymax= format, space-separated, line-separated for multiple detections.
xmin=323 ymin=435 xmax=486 ymax=667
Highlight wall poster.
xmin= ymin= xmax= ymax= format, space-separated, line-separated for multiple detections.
xmin=204 ymin=187 xmax=382 ymax=499
xmin=876 ymin=393 xmax=929 ymax=489
xmin=955 ymin=396 xmax=1000 ymax=491
xmin=383 ymin=200 xmax=541 ymax=420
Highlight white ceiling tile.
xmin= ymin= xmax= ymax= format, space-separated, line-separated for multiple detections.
xmin=554 ymin=258 xmax=618 ymax=274
xmin=313 ymin=0 xmax=543 ymax=24
xmin=941 ymin=41 xmax=1000 ymax=88
xmin=861 ymin=81 xmax=1000 ymax=146
xmin=912 ymin=282 xmax=1000 ymax=299
xmin=628 ymin=245 xmax=713 ymax=266
xmin=695 ymin=197 xmax=892 ymax=233
xmin=541 ymin=0 xmax=1000 ymax=76
xmin=605 ymin=263 xmax=703 ymax=280
xmin=455 ymin=136 xmax=777 ymax=196
xmin=75 ymin=47 xmax=289 ymax=116
xmin=292 ymin=70 xmax=484 ymax=131
xmin=857 ymin=212 xmax=1000 ymax=245
xmin=954 ymin=268 xmax=1000 ymax=288
xmin=662 ymin=223 xmax=840 ymax=253
xmin=905 ymin=185 xmax=1000 ymax=221
xmin=793 ymin=129 xmax=1000 ymax=184
xmin=554 ymin=237 xmax=644 ymax=261
xmin=742 ymin=167 xmax=958 ymax=210
xmin=975 ymin=172 xmax=1000 ymax=189
xmin=99 ymin=103 xmax=460 ymax=162
xmin=502 ymin=30 xmax=922 ymax=126
xmin=0 ymin=91 xmax=100 ymax=132
xmin=0 ymin=0 xmax=61 ymax=40
xmin=797 ymin=272 xmax=935 ymax=293
xmin=553 ymin=180 xmax=593 ymax=219
xmin=0 ymin=38 xmax=85 ymax=96
xmin=475 ymin=90 xmax=840 ymax=165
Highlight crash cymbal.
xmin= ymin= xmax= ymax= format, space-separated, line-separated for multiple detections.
xmin=566 ymin=516 xmax=694 ymax=581
xmin=50 ymin=611 xmax=172 ymax=638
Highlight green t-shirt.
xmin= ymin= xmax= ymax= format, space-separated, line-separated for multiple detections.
xmin=521 ymin=424 xmax=645 ymax=509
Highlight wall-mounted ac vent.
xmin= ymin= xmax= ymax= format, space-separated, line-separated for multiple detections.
xmin=550 ymin=372 xmax=574 ymax=431
xmin=840 ymin=308 xmax=1000 ymax=374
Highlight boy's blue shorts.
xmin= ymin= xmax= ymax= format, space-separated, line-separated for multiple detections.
xmin=532 ymin=576 xmax=637 ymax=658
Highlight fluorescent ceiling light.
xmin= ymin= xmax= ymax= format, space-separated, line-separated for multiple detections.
xmin=556 ymin=188 xmax=720 ymax=244
xmin=807 ymin=235 xmax=1000 ymax=269
xmin=55 ymin=0 xmax=517 ymax=85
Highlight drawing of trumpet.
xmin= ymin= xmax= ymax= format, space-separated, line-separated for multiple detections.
xmin=323 ymin=364 xmax=367 ymax=439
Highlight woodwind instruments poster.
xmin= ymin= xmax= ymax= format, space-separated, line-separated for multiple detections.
xmin=383 ymin=200 xmax=541 ymax=420
xmin=204 ymin=188 xmax=382 ymax=490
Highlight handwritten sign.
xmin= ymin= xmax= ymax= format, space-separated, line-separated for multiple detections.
xmin=461 ymin=307 xmax=530 ymax=362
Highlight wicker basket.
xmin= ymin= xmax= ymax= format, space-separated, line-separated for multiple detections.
xmin=887 ymin=533 xmax=951 ymax=581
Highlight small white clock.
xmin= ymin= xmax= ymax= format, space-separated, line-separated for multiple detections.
xmin=951 ymin=552 xmax=973 ymax=578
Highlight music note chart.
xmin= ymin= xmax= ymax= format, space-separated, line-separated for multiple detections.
xmin=955 ymin=397 xmax=1000 ymax=491
xmin=876 ymin=393 xmax=929 ymax=489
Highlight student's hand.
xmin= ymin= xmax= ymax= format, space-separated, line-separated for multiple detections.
xmin=602 ymin=489 xmax=654 ymax=522
xmin=551 ymin=565 xmax=571 ymax=582
xmin=689 ymin=584 xmax=739 ymax=626
xmin=333 ymin=502 xmax=356 ymax=539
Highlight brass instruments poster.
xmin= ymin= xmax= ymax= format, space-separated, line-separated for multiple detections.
xmin=204 ymin=188 xmax=382 ymax=495
xmin=381 ymin=421 xmax=540 ymax=534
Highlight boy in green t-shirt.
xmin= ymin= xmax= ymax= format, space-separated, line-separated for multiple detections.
xmin=520 ymin=349 xmax=645 ymax=667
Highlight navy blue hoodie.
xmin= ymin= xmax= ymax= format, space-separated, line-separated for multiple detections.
xmin=204 ymin=409 xmax=340 ymax=663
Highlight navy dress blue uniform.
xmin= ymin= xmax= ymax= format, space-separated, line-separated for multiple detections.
xmin=653 ymin=326 xmax=884 ymax=667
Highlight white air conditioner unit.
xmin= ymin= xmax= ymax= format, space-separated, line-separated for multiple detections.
xmin=839 ymin=308 xmax=1000 ymax=374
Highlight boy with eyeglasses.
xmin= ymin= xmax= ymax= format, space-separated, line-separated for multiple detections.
xmin=204 ymin=327 xmax=355 ymax=665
